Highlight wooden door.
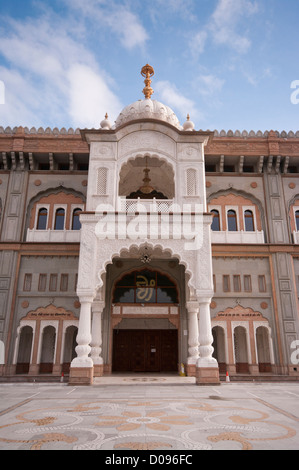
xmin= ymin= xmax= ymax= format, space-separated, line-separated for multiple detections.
xmin=145 ymin=330 xmax=160 ymax=372
xmin=112 ymin=330 xmax=131 ymax=372
xmin=112 ymin=329 xmax=178 ymax=373
xmin=131 ymin=331 xmax=146 ymax=372
xmin=161 ymin=330 xmax=178 ymax=372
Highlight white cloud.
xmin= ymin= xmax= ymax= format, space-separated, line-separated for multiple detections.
xmin=105 ymin=9 xmax=149 ymax=50
xmin=197 ymin=74 xmax=225 ymax=97
xmin=0 ymin=67 xmax=42 ymax=127
xmin=68 ymin=64 xmax=122 ymax=128
xmin=193 ymin=31 xmax=208 ymax=57
xmin=155 ymin=80 xmax=203 ymax=122
xmin=192 ymin=0 xmax=259 ymax=55
xmin=209 ymin=0 xmax=258 ymax=53
xmin=63 ymin=0 xmax=148 ymax=50
xmin=0 ymin=10 xmax=122 ymax=128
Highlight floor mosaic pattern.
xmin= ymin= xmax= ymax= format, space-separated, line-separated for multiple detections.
xmin=0 ymin=381 xmax=299 ymax=450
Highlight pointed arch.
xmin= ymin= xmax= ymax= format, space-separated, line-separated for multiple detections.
xmin=207 ymin=188 xmax=266 ymax=237
xmin=24 ymin=187 xmax=86 ymax=239
xmin=94 ymin=241 xmax=197 ymax=303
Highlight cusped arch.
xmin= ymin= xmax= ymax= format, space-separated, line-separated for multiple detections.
xmin=112 ymin=266 xmax=180 ymax=304
xmin=95 ymin=241 xmax=195 ymax=301
xmin=287 ymin=193 xmax=299 ymax=210
xmin=118 ymin=154 xmax=175 ymax=199
xmin=287 ymin=193 xmax=299 ymax=233
xmin=207 ymin=188 xmax=266 ymax=236
xmin=24 ymin=186 xmax=86 ymax=238
xmin=117 ymin=126 xmax=178 ymax=167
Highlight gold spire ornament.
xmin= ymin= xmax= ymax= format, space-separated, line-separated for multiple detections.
xmin=141 ymin=64 xmax=154 ymax=99
xmin=139 ymin=157 xmax=154 ymax=194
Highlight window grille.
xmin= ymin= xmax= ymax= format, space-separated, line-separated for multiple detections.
xmin=97 ymin=167 xmax=108 ymax=195
xmin=186 ymin=168 xmax=197 ymax=196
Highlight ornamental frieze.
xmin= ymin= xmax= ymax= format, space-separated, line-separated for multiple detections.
xmin=213 ymin=305 xmax=268 ymax=322
xmin=118 ymin=131 xmax=175 ymax=158
xmin=22 ymin=304 xmax=77 ymax=321
xmin=206 ymin=140 xmax=269 ymax=156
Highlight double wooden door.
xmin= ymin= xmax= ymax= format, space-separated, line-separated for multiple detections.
xmin=112 ymin=329 xmax=178 ymax=373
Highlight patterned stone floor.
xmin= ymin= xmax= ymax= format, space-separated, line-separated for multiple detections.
xmin=0 ymin=378 xmax=299 ymax=451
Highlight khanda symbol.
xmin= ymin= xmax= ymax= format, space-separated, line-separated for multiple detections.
xmin=136 ymin=275 xmax=155 ymax=302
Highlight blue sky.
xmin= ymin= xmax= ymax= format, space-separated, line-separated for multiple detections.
xmin=0 ymin=0 xmax=298 ymax=132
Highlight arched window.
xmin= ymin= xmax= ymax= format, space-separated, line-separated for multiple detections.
xmin=72 ymin=208 xmax=82 ymax=230
xmin=211 ymin=210 xmax=220 ymax=231
xmin=296 ymin=210 xmax=299 ymax=231
xmin=244 ymin=210 xmax=255 ymax=231
xmin=227 ymin=210 xmax=237 ymax=231
xmin=37 ymin=208 xmax=48 ymax=230
xmin=54 ymin=208 xmax=65 ymax=230
xmin=113 ymin=269 xmax=178 ymax=304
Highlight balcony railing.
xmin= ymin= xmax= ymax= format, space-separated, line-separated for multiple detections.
xmin=293 ymin=231 xmax=299 ymax=244
xmin=26 ymin=229 xmax=81 ymax=243
xmin=118 ymin=198 xmax=175 ymax=213
xmin=211 ymin=230 xmax=265 ymax=244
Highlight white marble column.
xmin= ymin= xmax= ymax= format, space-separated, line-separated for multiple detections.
xmin=90 ymin=301 xmax=104 ymax=376
xmin=71 ymin=298 xmax=93 ymax=369
xmin=197 ymin=298 xmax=218 ymax=368
xmin=186 ymin=302 xmax=199 ymax=370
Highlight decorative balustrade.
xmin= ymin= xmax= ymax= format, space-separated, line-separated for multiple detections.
xmin=26 ymin=229 xmax=81 ymax=243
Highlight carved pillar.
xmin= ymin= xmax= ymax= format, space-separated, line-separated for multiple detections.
xmin=90 ymin=301 xmax=104 ymax=377
xmin=196 ymin=298 xmax=220 ymax=385
xmin=69 ymin=297 xmax=94 ymax=385
xmin=29 ymin=320 xmax=41 ymax=376
xmin=186 ymin=302 xmax=199 ymax=377
xmin=53 ymin=319 xmax=64 ymax=376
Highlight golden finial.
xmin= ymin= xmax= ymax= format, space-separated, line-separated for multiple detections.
xmin=141 ymin=64 xmax=154 ymax=99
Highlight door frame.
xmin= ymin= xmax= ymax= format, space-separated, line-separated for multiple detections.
xmin=112 ymin=328 xmax=178 ymax=373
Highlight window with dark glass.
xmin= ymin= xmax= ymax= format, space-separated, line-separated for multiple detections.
xmin=258 ymin=275 xmax=266 ymax=293
xmin=38 ymin=274 xmax=47 ymax=292
xmin=244 ymin=210 xmax=255 ymax=231
xmin=54 ymin=208 xmax=65 ymax=230
xmin=23 ymin=273 xmax=32 ymax=292
xmin=113 ymin=269 xmax=178 ymax=304
xmin=244 ymin=275 xmax=252 ymax=292
xmin=72 ymin=208 xmax=82 ymax=230
xmin=37 ymin=208 xmax=48 ymax=230
xmin=296 ymin=210 xmax=299 ymax=231
xmin=227 ymin=210 xmax=237 ymax=231
xmin=60 ymin=274 xmax=69 ymax=292
xmin=223 ymin=275 xmax=230 ymax=292
xmin=233 ymin=275 xmax=241 ymax=292
xmin=49 ymin=274 xmax=58 ymax=292
xmin=211 ymin=210 xmax=220 ymax=231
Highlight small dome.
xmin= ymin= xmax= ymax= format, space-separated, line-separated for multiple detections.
xmin=100 ymin=113 xmax=112 ymax=130
xmin=183 ymin=114 xmax=195 ymax=131
xmin=115 ymin=98 xmax=182 ymax=130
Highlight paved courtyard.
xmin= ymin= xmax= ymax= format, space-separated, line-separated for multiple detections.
xmin=0 ymin=376 xmax=299 ymax=451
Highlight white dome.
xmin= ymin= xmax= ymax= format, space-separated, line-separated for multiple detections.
xmin=115 ymin=98 xmax=182 ymax=130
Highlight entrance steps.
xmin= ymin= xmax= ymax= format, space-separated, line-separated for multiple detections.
xmin=220 ymin=373 xmax=299 ymax=383
xmin=0 ymin=374 xmax=62 ymax=383
xmin=93 ymin=373 xmax=196 ymax=385
xmin=1 ymin=373 xmax=299 ymax=385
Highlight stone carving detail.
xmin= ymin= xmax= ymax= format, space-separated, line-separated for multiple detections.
xmin=118 ymin=131 xmax=175 ymax=159
xmin=77 ymin=224 xmax=96 ymax=292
